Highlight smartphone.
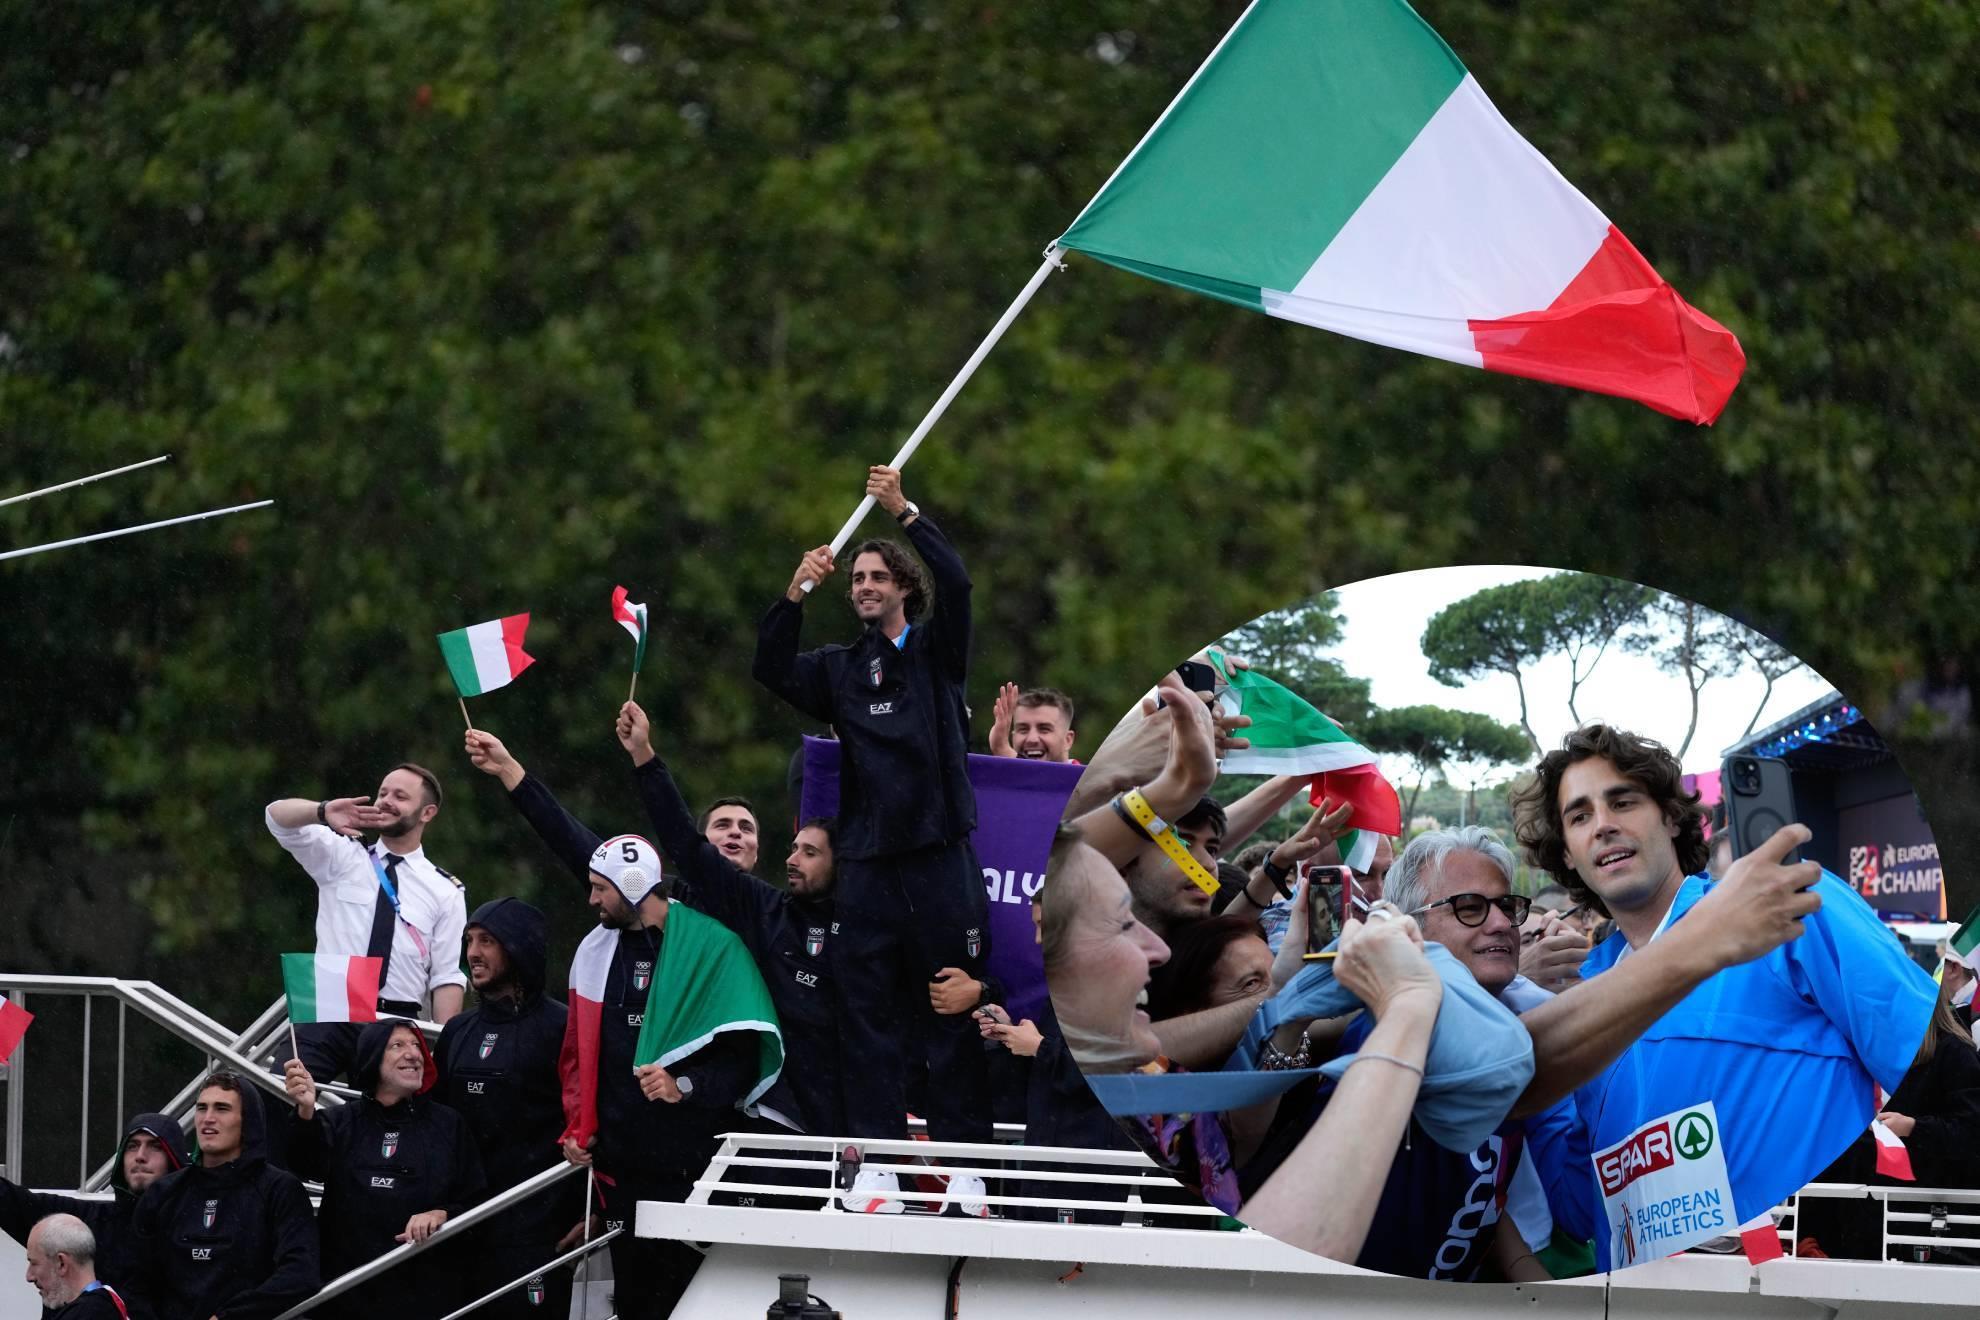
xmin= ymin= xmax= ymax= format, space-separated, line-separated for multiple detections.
xmin=1302 ymin=863 xmax=1352 ymax=958
xmin=1173 ymin=659 xmax=1219 ymax=693
xmin=1721 ymin=755 xmax=1802 ymax=866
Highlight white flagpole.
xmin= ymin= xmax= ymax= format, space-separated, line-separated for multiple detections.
xmin=0 ymin=454 xmax=172 ymax=509
xmin=800 ymin=246 xmax=1066 ymax=591
xmin=0 ymin=499 xmax=275 ymax=562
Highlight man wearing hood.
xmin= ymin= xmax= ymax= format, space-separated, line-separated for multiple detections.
xmin=434 ymin=899 xmax=579 ymax=1318
xmin=130 ymin=1072 xmax=318 ymax=1320
xmin=282 ymin=1019 xmax=483 ymax=1320
xmin=3 ymin=1113 xmax=183 ymax=1319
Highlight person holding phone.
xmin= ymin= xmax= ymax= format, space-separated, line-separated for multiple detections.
xmin=1509 ymin=724 xmax=1939 ymax=1270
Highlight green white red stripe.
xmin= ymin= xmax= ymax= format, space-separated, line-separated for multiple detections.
xmin=611 ymin=586 xmax=650 ymax=672
xmin=1949 ymin=903 xmax=1980 ymax=968
xmin=1207 ymin=649 xmax=1382 ymax=777
xmin=437 ymin=613 xmax=535 ymax=697
xmin=281 ymin=953 xmax=382 ymax=1024
xmin=1058 ymin=0 xmax=1743 ymax=424
xmin=0 ymin=991 xmax=32 ymax=1064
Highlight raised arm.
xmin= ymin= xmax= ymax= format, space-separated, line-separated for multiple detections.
xmin=616 ymin=701 xmax=778 ymax=936
xmin=464 ymin=730 xmax=603 ymax=894
xmin=1513 ymin=824 xmax=1821 ymax=1115
xmin=752 ymin=546 xmax=838 ymax=722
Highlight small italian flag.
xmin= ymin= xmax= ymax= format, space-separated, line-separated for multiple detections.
xmin=1057 ymin=0 xmax=1743 ymax=424
xmin=1205 ymin=649 xmax=1392 ymax=871
xmin=611 ymin=586 xmax=650 ymax=672
xmin=0 ymin=991 xmax=33 ymax=1065
xmin=1870 ymin=1116 xmax=1916 ymax=1183
xmin=1949 ymin=902 xmax=1980 ymax=971
xmin=437 ymin=614 xmax=535 ymax=698
xmin=282 ymin=953 xmax=383 ymax=1024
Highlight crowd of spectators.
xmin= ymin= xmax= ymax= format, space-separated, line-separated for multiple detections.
xmin=1041 ymin=660 xmax=1974 ymax=1280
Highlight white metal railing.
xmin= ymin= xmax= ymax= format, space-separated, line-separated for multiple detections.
xmin=270 ymin=1160 xmax=598 ymax=1320
xmin=685 ymin=1131 xmax=1223 ymax=1222
xmin=0 ymin=973 xmax=439 ymax=1191
xmin=1778 ymin=1181 xmax=1980 ymax=1263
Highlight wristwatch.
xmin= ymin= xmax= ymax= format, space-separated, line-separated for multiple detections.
xmin=895 ymin=500 xmax=919 ymax=523
xmin=1259 ymin=854 xmax=1293 ymax=899
xmin=316 ymin=800 xmax=329 ymax=825
xmin=675 ymin=1075 xmax=694 ymax=1097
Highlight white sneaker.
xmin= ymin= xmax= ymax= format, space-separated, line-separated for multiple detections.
xmin=845 ymin=1167 xmax=905 ymax=1214
xmin=944 ymin=1173 xmax=989 ymax=1218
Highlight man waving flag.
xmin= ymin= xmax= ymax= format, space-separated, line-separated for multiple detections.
xmin=1057 ymin=0 xmax=1744 ymax=423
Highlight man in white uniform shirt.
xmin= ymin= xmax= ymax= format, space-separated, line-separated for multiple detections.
xmin=266 ymin=763 xmax=468 ymax=1082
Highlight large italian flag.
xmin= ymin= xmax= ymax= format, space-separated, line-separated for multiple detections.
xmin=437 ymin=613 xmax=535 ymax=697
xmin=559 ymin=925 xmax=615 ymax=1150
xmin=281 ymin=953 xmax=383 ymax=1024
xmin=1057 ymin=0 xmax=1744 ymax=424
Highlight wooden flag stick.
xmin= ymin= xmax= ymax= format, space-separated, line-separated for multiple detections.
xmin=628 ymin=672 xmax=639 ymax=703
xmin=459 ymin=697 xmax=474 ymax=731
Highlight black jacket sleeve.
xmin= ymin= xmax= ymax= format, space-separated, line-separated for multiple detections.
xmin=0 ymin=1176 xmax=70 ymax=1244
xmin=214 ymin=1175 xmax=320 ymax=1320
xmin=1902 ymin=1040 xmax=1980 ymax=1183
xmin=752 ymin=598 xmax=836 ymax=723
xmin=437 ymin=1109 xmax=487 ymax=1219
xmin=633 ymin=758 xmax=779 ymax=940
xmin=507 ymin=772 xmax=605 ymax=897
xmin=672 ymin=1030 xmax=759 ymax=1111
xmin=284 ymin=1105 xmax=335 ymax=1183
xmin=904 ymin=513 xmax=971 ymax=682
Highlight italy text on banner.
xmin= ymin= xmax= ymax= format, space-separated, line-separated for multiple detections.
xmin=437 ymin=614 xmax=535 ymax=697
xmin=800 ymin=736 xmax=1080 ymax=1026
xmin=1056 ymin=0 xmax=1744 ymax=424
xmin=280 ymin=953 xmax=382 ymax=1024
xmin=611 ymin=586 xmax=650 ymax=672
xmin=0 ymin=992 xmax=32 ymax=1065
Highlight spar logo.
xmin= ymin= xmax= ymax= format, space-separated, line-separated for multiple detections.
xmin=1597 ymin=1122 xmax=1674 ymax=1197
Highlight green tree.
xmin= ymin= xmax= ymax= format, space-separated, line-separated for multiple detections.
xmin=1359 ymin=704 xmax=1525 ymax=823
xmin=1723 ymin=624 xmax=1808 ymax=739
xmin=1534 ymin=573 xmax=1654 ymax=724
xmin=1626 ymin=596 xmax=1744 ymax=761
xmin=1421 ymin=582 xmax=1551 ymax=755
xmin=1215 ymin=592 xmax=1371 ymax=727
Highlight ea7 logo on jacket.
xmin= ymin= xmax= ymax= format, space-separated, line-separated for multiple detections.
xmin=381 ymin=1132 xmax=400 ymax=1159
xmin=795 ymin=970 xmax=819 ymax=988
xmin=190 ymin=1247 xmax=214 ymax=1261
xmin=869 ymin=701 xmax=894 ymax=715
xmin=479 ymin=1032 xmax=500 ymax=1060
xmin=370 ymin=1175 xmax=396 ymax=1189
xmin=201 ymin=1199 xmax=219 ymax=1229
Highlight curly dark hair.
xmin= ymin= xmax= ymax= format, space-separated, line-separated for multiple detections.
xmin=1509 ymin=724 xmax=1709 ymax=918
xmin=846 ymin=538 xmax=930 ymax=623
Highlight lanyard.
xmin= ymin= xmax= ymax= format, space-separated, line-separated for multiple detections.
xmin=373 ymin=853 xmax=431 ymax=958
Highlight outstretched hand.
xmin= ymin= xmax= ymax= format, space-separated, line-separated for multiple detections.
xmin=321 ymin=796 xmax=390 ymax=839
xmin=989 ymin=681 xmax=1020 ymax=757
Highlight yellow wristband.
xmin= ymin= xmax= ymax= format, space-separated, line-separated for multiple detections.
xmin=1121 ymin=788 xmax=1220 ymax=897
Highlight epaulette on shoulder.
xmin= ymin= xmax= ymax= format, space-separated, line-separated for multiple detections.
xmin=434 ymin=865 xmax=466 ymax=890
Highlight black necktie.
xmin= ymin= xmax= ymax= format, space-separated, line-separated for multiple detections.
xmin=368 ymin=854 xmax=400 ymax=1003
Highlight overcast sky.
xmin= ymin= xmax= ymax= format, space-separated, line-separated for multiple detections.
xmin=1319 ymin=565 xmax=1836 ymax=780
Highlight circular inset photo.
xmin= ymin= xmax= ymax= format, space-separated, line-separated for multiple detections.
xmin=1045 ymin=566 xmax=1958 ymax=1281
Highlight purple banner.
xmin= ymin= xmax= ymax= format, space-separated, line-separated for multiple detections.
xmin=799 ymin=735 xmax=1079 ymax=1024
